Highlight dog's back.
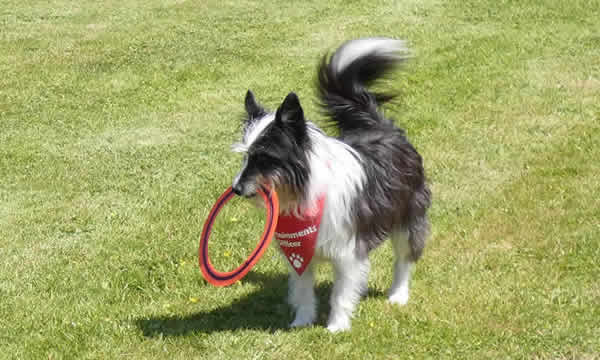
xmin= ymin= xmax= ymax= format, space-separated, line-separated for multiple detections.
xmin=317 ymin=38 xmax=431 ymax=259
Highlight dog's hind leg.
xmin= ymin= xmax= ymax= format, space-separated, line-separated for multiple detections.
xmin=288 ymin=264 xmax=317 ymax=328
xmin=388 ymin=231 xmax=414 ymax=306
xmin=389 ymin=188 xmax=430 ymax=305
xmin=327 ymin=253 xmax=370 ymax=332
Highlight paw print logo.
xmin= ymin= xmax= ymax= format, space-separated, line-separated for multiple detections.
xmin=289 ymin=253 xmax=303 ymax=269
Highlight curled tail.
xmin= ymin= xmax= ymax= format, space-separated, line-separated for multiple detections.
xmin=317 ymin=38 xmax=410 ymax=134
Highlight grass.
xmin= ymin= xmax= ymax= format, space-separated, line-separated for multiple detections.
xmin=1 ymin=0 xmax=599 ymax=358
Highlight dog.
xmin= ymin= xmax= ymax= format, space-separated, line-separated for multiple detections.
xmin=231 ymin=38 xmax=431 ymax=332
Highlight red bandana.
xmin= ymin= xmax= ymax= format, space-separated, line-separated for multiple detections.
xmin=275 ymin=195 xmax=326 ymax=275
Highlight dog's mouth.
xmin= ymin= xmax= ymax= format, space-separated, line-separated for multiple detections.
xmin=232 ymin=174 xmax=279 ymax=199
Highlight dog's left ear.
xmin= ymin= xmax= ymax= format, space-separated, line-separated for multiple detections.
xmin=276 ymin=92 xmax=307 ymax=141
xmin=244 ymin=89 xmax=266 ymax=121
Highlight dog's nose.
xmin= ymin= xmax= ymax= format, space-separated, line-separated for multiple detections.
xmin=232 ymin=183 xmax=244 ymax=196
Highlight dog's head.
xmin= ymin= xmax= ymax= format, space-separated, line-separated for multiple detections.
xmin=231 ymin=90 xmax=311 ymax=201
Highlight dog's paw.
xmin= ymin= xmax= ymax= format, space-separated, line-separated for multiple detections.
xmin=326 ymin=312 xmax=351 ymax=333
xmin=388 ymin=288 xmax=409 ymax=306
xmin=290 ymin=308 xmax=316 ymax=328
xmin=290 ymin=315 xmax=315 ymax=328
xmin=326 ymin=320 xmax=351 ymax=333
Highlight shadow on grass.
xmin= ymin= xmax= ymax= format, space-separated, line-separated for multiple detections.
xmin=136 ymin=272 xmax=386 ymax=336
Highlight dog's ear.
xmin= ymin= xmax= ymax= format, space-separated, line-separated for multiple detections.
xmin=275 ymin=92 xmax=307 ymax=141
xmin=244 ymin=90 xmax=266 ymax=121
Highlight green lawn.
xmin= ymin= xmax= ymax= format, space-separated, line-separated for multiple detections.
xmin=1 ymin=0 xmax=599 ymax=358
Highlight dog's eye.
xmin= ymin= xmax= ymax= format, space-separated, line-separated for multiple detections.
xmin=254 ymin=153 xmax=277 ymax=165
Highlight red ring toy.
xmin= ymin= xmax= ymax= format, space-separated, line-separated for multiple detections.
xmin=198 ymin=186 xmax=279 ymax=287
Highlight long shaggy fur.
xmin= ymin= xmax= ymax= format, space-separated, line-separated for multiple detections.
xmin=231 ymin=38 xmax=431 ymax=332
xmin=317 ymin=38 xmax=431 ymax=260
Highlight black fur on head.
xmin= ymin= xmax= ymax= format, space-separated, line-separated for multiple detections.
xmin=232 ymin=92 xmax=312 ymax=199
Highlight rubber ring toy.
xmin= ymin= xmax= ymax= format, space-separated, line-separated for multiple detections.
xmin=198 ymin=186 xmax=279 ymax=287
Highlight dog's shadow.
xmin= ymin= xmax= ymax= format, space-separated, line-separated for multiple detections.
xmin=136 ymin=272 xmax=385 ymax=336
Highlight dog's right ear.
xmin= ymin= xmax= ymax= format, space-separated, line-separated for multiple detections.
xmin=275 ymin=92 xmax=307 ymax=143
xmin=244 ymin=90 xmax=266 ymax=121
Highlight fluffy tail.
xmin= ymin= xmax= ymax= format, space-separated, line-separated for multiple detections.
xmin=317 ymin=38 xmax=409 ymax=133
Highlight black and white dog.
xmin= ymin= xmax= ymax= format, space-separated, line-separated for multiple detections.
xmin=231 ymin=38 xmax=431 ymax=332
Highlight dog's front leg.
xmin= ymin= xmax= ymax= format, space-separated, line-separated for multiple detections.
xmin=288 ymin=265 xmax=316 ymax=328
xmin=327 ymin=254 xmax=370 ymax=332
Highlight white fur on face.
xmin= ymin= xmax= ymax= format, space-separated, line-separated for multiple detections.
xmin=231 ymin=156 xmax=248 ymax=190
xmin=231 ymin=113 xmax=275 ymax=153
